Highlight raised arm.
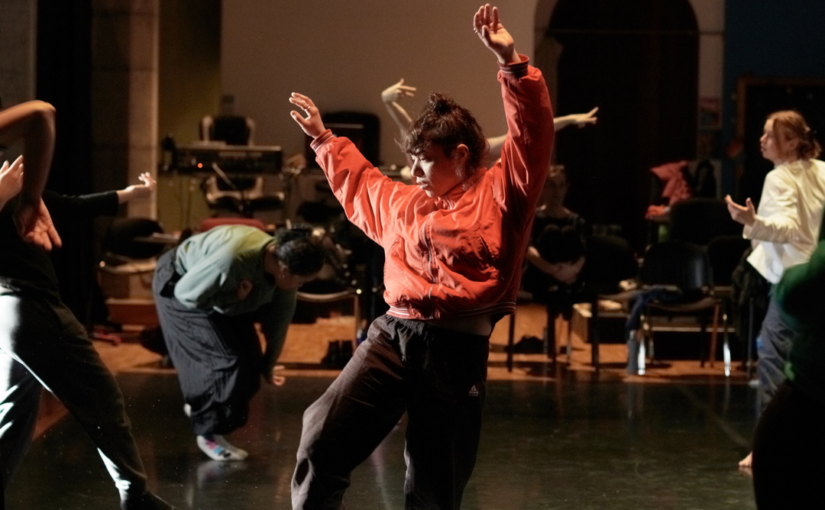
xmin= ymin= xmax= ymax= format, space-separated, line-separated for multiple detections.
xmin=289 ymin=92 xmax=405 ymax=245
xmin=0 ymin=101 xmax=60 ymax=250
xmin=381 ymin=79 xmax=417 ymax=168
xmin=381 ymin=79 xmax=416 ymax=138
xmin=0 ymin=101 xmax=56 ymax=203
xmin=486 ymin=108 xmax=597 ymax=162
xmin=476 ymin=5 xmax=554 ymax=222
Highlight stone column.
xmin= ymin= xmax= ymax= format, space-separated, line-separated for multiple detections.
xmin=91 ymin=0 xmax=158 ymax=219
xmin=0 ymin=0 xmax=36 ymax=112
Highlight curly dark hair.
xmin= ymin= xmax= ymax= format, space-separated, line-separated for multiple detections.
xmin=273 ymin=228 xmax=325 ymax=276
xmin=399 ymin=92 xmax=489 ymax=181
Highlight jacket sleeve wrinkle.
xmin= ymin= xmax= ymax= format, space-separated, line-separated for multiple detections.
xmin=496 ymin=64 xmax=554 ymax=226
xmin=745 ymin=173 xmax=802 ymax=244
xmin=317 ymin=137 xmax=405 ymax=246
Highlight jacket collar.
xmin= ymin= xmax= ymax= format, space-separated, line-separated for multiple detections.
xmin=435 ymin=167 xmax=486 ymax=209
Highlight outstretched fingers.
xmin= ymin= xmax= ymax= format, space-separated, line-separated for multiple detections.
xmin=289 ymin=92 xmax=326 ymax=138
xmin=289 ymin=93 xmax=313 ymax=125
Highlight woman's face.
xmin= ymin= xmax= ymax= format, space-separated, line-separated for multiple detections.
xmin=410 ymin=145 xmax=465 ymax=198
xmin=760 ymin=119 xmax=798 ymax=165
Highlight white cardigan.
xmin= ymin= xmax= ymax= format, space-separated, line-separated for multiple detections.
xmin=746 ymin=159 xmax=825 ymax=283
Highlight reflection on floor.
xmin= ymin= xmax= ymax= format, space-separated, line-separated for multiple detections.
xmin=8 ymin=304 xmax=759 ymax=509
xmin=8 ymin=375 xmax=758 ymax=509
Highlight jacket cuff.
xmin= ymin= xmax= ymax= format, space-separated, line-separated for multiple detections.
xmin=498 ymin=54 xmax=530 ymax=79
xmin=310 ymin=129 xmax=335 ymax=152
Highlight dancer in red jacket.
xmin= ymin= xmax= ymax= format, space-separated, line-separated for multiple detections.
xmin=288 ymin=5 xmax=554 ymax=508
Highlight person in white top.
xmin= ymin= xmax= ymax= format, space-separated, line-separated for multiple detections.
xmin=726 ymin=110 xmax=825 ymax=469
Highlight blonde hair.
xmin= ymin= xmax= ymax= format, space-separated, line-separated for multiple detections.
xmin=768 ymin=110 xmax=822 ymax=160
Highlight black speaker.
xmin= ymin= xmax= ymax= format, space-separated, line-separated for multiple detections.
xmin=305 ymin=111 xmax=380 ymax=166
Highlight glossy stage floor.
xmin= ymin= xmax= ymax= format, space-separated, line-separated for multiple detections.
xmin=6 ymin=304 xmax=759 ymax=509
xmin=8 ymin=374 xmax=759 ymax=509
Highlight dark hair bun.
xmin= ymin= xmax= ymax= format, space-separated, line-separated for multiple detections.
xmin=429 ymin=93 xmax=454 ymax=116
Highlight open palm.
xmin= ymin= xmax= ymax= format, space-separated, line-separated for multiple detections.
xmin=473 ymin=4 xmax=516 ymax=64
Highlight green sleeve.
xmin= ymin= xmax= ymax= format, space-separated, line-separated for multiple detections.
xmin=259 ymin=290 xmax=298 ymax=373
xmin=775 ymin=241 xmax=825 ymax=326
xmin=173 ymin=251 xmax=232 ymax=309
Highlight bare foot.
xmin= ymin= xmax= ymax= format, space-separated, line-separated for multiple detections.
xmin=739 ymin=452 xmax=752 ymax=469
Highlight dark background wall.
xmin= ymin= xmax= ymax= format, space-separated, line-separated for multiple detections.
xmin=723 ymin=0 xmax=825 ymax=202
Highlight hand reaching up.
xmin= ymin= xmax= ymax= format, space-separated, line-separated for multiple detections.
xmin=473 ymin=4 xmax=520 ymax=65
xmin=289 ymin=93 xmax=326 ymax=139
xmin=381 ymin=79 xmax=417 ymax=104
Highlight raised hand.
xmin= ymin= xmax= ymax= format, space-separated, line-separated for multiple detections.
xmin=121 ymin=172 xmax=157 ymax=202
xmin=381 ymin=79 xmax=417 ymax=104
xmin=289 ymin=93 xmax=326 ymax=139
xmin=726 ymin=194 xmax=756 ymax=226
xmin=571 ymin=107 xmax=599 ymax=127
xmin=473 ymin=4 xmax=519 ymax=65
xmin=14 ymin=198 xmax=62 ymax=251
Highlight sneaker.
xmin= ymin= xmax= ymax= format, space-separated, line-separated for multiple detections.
xmin=120 ymin=490 xmax=178 ymax=510
xmin=214 ymin=435 xmax=248 ymax=460
xmin=196 ymin=434 xmax=247 ymax=461
xmin=183 ymin=403 xmax=191 ymax=417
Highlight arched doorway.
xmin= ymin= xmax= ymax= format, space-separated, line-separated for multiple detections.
xmin=537 ymin=0 xmax=699 ymax=249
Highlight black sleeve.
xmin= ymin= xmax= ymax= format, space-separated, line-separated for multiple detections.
xmin=42 ymin=190 xmax=120 ymax=219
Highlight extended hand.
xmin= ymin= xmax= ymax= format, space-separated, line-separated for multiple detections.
xmin=381 ymin=79 xmax=417 ymax=104
xmin=572 ymin=107 xmax=598 ymax=128
xmin=0 ymin=156 xmax=24 ymax=204
xmin=289 ymin=93 xmax=326 ymax=138
xmin=122 ymin=172 xmax=157 ymax=201
xmin=14 ymin=198 xmax=62 ymax=251
xmin=725 ymin=194 xmax=756 ymax=226
xmin=473 ymin=4 xmax=519 ymax=65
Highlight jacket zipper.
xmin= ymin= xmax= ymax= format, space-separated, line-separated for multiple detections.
xmin=422 ymin=211 xmax=437 ymax=319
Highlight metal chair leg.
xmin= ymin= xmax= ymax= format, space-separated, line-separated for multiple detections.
xmin=723 ymin=310 xmax=731 ymax=377
xmin=506 ymin=310 xmax=516 ymax=373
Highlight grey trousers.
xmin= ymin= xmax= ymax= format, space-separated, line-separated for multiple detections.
xmin=756 ymin=294 xmax=795 ymax=412
xmin=152 ymin=250 xmax=262 ymax=436
xmin=0 ymin=283 xmax=148 ymax=498
xmin=292 ymin=315 xmax=490 ymax=510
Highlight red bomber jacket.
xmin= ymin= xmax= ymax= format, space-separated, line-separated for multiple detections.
xmin=310 ymin=58 xmax=554 ymax=321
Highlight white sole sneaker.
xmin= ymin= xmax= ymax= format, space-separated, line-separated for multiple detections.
xmin=196 ymin=435 xmax=247 ymax=461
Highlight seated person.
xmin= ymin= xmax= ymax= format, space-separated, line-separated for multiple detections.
xmin=520 ymin=166 xmax=587 ymax=353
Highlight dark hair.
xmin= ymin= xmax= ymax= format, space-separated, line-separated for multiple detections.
xmin=399 ymin=92 xmax=488 ymax=180
xmin=273 ymin=228 xmax=325 ymax=276
xmin=768 ymin=110 xmax=822 ymax=160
